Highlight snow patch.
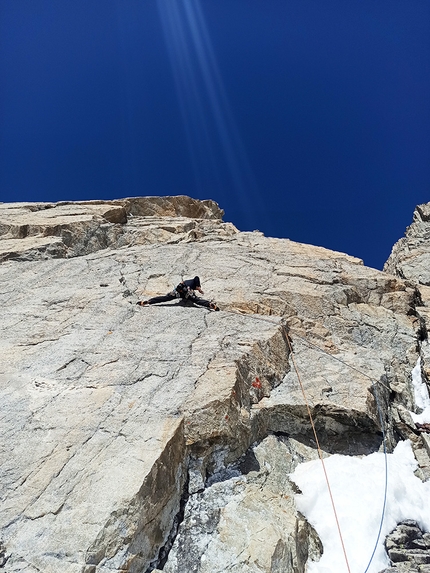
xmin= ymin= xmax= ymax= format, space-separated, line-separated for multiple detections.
xmin=290 ymin=440 xmax=430 ymax=573
xmin=410 ymin=357 xmax=430 ymax=424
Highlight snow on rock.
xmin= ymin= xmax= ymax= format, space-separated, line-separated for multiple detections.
xmin=290 ymin=440 xmax=430 ymax=573
xmin=410 ymin=357 xmax=430 ymax=424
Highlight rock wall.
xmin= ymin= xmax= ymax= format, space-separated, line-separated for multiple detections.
xmin=0 ymin=196 xmax=226 ymax=262
xmin=1 ymin=197 xmax=429 ymax=572
xmin=381 ymin=203 xmax=430 ymax=573
xmin=384 ymin=203 xmax=430 ymax=286
xmin=382 ymin=521 xmax=430 ymax=571
xmin=385 ymin=202 xmax=430 ymax=382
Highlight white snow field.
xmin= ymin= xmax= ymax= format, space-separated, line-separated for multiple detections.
xmin=291 ymin=356 xmax=430 ymax=573
xmin=291 ymin=440 xmax=430 ymax=572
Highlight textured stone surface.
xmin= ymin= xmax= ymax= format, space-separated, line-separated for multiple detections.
xmin=384 ymin=203 xmax=430 ymax=285
xmin=0 ymin=197 xmax=226 ymax=261
xmin=383 ymin=202 xmax=430 ymax=472
xmin=380 ymin=205 xmax=430 ymax=571
xmin=0 ymin=263 xmax=287 ymax=572
xmin=163 ymin=435 xmax=322 ymax=573
xmin=379 ymin=563 xmax=430 ymax=573
xmin=384 ymin=203 xmax=430 ymax=394
xmin=0 ymin=196 xmax=428 ymax=572
xmin=378 ymin=520 xmax=430 ymax=572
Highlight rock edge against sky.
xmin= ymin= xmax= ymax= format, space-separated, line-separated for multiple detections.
xmin=1 ymin=196 xmax=430 ymax=573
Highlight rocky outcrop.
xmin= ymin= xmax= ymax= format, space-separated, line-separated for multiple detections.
xmin=162 ymin=435 xmax=322 ymax=573
xmin=1 ymin=196 xmax=429 ymax=572
xmin=0 ymin=196 xmax=227 ymax=262
xmin=385 ymin=203 xmax=430 ymax=377
xmin=384 ymin=202 xmax=430 ymax=482
xmin=384 ymin=203 xmax=430 ymax=285
xmin=379 ymin=520 xmax=430 ymax=572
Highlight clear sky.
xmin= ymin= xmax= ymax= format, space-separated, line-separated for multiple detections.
xmin=1 ymin=1 xmax=429 ymax=269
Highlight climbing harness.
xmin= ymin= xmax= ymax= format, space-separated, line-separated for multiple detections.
xmin=174 ymin=282 xmax=190 ymax=298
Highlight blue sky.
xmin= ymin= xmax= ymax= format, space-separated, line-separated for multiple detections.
xmin=1 ymin=0 xmax=429 ymax=269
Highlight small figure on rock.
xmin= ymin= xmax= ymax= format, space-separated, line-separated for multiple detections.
xmin=137 ymin=276 xmax=220 ymax=311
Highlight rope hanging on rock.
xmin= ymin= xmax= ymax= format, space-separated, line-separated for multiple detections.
xmin=284 ymin=325 xmax=390 ymax=573
xmin=288 ymin=329 xmax=391 ymax=392
xmin=227 ymin=307 xmax=390 ymax=573
xmin=284 ymin=328 xmax=352 ymax=573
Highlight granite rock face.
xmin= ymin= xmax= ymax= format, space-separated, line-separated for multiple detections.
xmin=384 ymin=202 xmax=430 ymax=452
xmin=379 ymin=520 xmax=430 ymax=572
xmin=0 ymin=197 xmax=429 ymax=572
xmin=385 ymin=203 xmax=430 ymax=377
xmin=162 ymin=435 xmax=322 ymax=573
xmin=384 ymin=203 xmax=430 ymax=286
xmin=0 ymin=196 xmax=227 ymax=262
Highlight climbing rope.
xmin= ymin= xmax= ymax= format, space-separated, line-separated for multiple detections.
xmin=284 ymin=325 xmax=390 ymax=572
xmin=225 ymin=307 xmax=390 ymax=573
xmin=362 ymin=385 xmax=389 ymax=573
xmin=282 ymin=324 xmax=389 ymax=572
xmin=288 ymin=330 xmax=392 ymax=392
xmin=278 ymin=323 xmax=390 ymax=572
xmin=284 ymin=329 xmax=352 ymax=573
xmin=228 ymin=307 xmax=391 ymax=391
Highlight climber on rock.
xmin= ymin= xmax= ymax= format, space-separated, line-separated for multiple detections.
xmin=136 ymin=276 xmax=220 ymax=311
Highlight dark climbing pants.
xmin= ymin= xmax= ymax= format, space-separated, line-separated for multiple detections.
xmin=147 ymin=292 xmax=177 ymax=304
xmin=147 ymin=292 xmax=212 ymax=308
